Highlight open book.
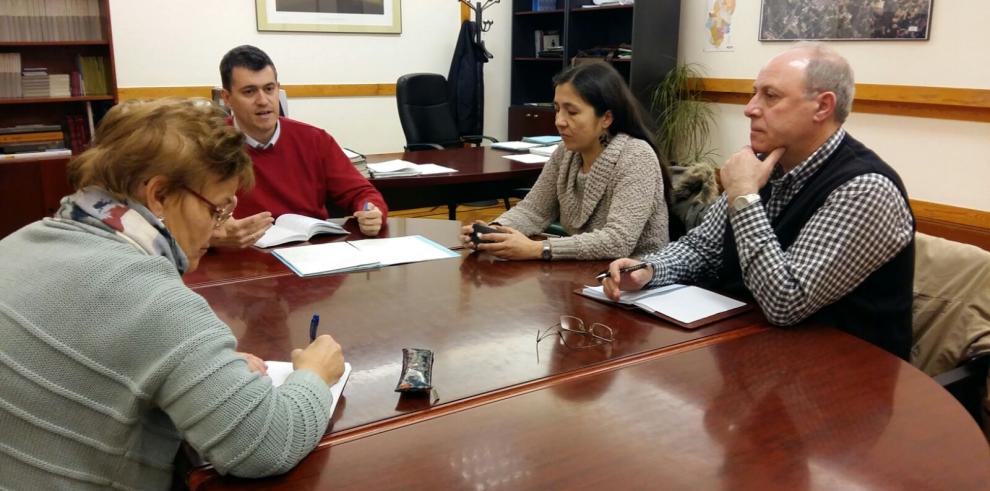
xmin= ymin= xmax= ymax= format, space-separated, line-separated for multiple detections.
xmin=271 ymin=235 xmax=460 ymax=277
xmin=255 ymin=214 xmax=348 ymax=248
xmin=367 ymin=159 xmax=458 ymax=178
xmin=266 ymin=361 xmax=351 ymax=416
xmin=577 ymin=284 xmax=751 ymax=329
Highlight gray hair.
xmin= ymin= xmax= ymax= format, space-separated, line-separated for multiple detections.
xmin=791 ymin=41 xmax=855 ymax=123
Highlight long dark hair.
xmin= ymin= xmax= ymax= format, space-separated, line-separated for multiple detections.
xmin=553 ymin=62 xmax=673 ymax=209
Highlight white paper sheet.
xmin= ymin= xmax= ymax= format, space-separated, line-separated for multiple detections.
xmin=503 ymin=153 xmax=550 ymax=164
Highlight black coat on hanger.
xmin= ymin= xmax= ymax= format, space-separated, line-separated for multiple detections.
xmin=448 ymin=20 xmax=492 ymax=138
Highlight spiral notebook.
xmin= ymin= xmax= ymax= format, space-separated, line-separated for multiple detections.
xmin=577 ymin=284 xmax=751 ymax=329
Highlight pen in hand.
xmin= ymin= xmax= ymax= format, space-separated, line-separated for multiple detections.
xmin=595 ymin=262 xmax=650 ymax=282
xmin=309 ymin=313 xmax=320 ymax=342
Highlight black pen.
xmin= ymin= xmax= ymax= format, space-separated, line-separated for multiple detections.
xmin=595 ymin=262 xmax=650 ymax=282
xmin=309 ymin=314 xmax=320 ymax=342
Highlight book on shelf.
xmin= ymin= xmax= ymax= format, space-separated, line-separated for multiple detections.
xmin=77 ymin=55 xmax=110 ymax=96
xmin=0 ymin=53 xmax=22 ymax=99
xmin=367 ymin=160 xmax=458 ymax=178
xmin=0 ymin=130 xmax=64 ymax=144
xmin=531 ymin=0 xmax=557 ymax=11
xmin=576 ymin=284 xmax=751 ymax=329
xmin=254 ymin=213 xmax=349 ymax=248
xmin=0 ymin=0 xmax=104 ymax=42
xmin=0 ymin=149 xmax=72 ymax=161
xmin=271 ymin=235 xmax=460 ymax=277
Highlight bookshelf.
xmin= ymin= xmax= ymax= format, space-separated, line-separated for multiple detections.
xmin=508 ymin=0 xmax=680 ymax=140
xmin=0 ymin=0 xmax=117 ymax=237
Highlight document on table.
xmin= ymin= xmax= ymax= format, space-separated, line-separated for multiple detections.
xmin=349 ymin=235 xmax=460 ymax=266
xmin=266 ymin=361 xmax=352 ymax=415
xmin=503 ymin=153 xmax=550 ymax=164
xmin=368 ymin=160 xmax=458 ymax=177
xmin=271 ymin=241 xmax=379 ymax=277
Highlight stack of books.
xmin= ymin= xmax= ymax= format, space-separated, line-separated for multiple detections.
xmin=343 ymin=147 xmax=368 ymax=178
xmin=49 ymin=74 xmax=70 ymax=97
xmin=21 ymin=68 xmax=50 ymax=98
xmin=0 ymin=124 xmax=69 ymax=160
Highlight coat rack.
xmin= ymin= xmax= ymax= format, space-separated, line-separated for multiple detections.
xmin=458 ymin=0 xmax=499 ymax=45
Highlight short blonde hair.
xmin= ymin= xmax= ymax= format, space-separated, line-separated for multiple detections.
xmin=68 ymin=97 xmax=254 ymax=200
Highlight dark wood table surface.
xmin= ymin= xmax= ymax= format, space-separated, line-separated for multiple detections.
xmin=184 ymin=217 xmax=465 ymax=288
xmin=191 ymin=250 xmax=767 ymax=440
xmin=366 ymin=147 xmax=542 ymax=218
xmin=191 ymin=326 xmax=990 ymax=490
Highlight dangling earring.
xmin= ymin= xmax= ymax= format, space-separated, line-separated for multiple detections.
xmin=599 ymin=131 xmax=611 ymax=149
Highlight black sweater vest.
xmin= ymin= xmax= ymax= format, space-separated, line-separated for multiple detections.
xmin=719 ymin=134 xmax=915 ymax=359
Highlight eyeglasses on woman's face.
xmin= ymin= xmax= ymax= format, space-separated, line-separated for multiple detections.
xmin=181 ymin=185 xmax=237 ymax=229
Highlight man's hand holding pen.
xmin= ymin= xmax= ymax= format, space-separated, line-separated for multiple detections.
xmin=601 ymin=258 xmax=653 ymax=302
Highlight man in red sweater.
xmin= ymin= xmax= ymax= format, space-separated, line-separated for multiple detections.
xmin=211 ymin=45 xmax=387 ymax=247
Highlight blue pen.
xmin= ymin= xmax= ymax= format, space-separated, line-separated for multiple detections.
xmin=363 ymin=201 xmax=372 ymax=212
xmin=309 ymin=314 xmax=320 ymax=342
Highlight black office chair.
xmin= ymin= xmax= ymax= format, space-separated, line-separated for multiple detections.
xmin=395 ymin=73 xmax=502 ymax=218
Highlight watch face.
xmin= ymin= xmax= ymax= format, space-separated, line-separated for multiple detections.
xmin=734 ymin=194 xmax=758 ymax=211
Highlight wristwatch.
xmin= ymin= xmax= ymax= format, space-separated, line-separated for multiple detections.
xmin=732 ymin=193 xmax=761 ymax=213
xmin=541 ymin=240 xmax=552 ymax=261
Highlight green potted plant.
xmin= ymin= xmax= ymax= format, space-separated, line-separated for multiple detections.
xmin=650 ymin=63 xmax=721 ymax=231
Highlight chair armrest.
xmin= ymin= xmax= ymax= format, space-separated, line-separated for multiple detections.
xmin=405 ymin=143 xmax=444 ymax=151
xmin=461 ymin=135 xmax=500 ymax=145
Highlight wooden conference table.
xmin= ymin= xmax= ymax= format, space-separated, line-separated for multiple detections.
xmin=365 ymin=147 xmax=542 ymax=219
xmin=184 ymin=218 xmax=990 ymax=489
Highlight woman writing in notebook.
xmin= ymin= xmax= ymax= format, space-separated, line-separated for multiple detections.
xmin=460 ymin=62 xmax=672 ymax=260
xmin=0 ymin=99 xmax=344 ymax=489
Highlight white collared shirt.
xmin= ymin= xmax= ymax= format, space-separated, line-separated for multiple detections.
xmin=233 ymin=115 xmax=281 ymax=150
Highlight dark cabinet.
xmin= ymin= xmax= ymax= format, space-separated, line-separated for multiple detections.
xmin=508 ymin=106 xmax=557 ymax=141
xmin=507 ymin=0 xmax=680 ymax=139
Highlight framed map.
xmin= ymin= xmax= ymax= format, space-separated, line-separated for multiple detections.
xmin=256 ymin=0 xmax=402 ymax=34
xmin=759 ymin=0 xmax=932 ymax=41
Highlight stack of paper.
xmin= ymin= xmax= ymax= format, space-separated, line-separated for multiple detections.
xmin=367 ymin=159 xmax=458 ymax=178
xmin=529 ymin=144 xmax=559 ymax=157
xmin=491 ymin=141 xmax=543 ymax=152
xmin=272 ymin=235 xmax=460 ymax=277
xmin=522 ymin=135 xmax=562 ymax=145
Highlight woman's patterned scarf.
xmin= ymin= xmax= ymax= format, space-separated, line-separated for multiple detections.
xmin=55 ymin=186 xmax=190 ymax=274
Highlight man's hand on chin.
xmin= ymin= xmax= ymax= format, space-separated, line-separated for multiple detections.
xmin=720 ymin=146 xmax=785 ymax=201
xmin=211 ymin=212 xmax=274 ymax=248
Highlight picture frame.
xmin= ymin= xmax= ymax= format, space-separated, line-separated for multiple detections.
xmin=256 ymin=0 xmax=402 ymax=34
xmin=759 ymin=0 xmax=932 ymax=41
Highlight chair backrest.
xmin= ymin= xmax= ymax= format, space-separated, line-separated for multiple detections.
xmin=278 ymin=88 xmax=288 ymax=117
xmin=395 ymin=73 xmax=462 ymax=149
xmin=911 ymin=232 xmax=990 ymax=376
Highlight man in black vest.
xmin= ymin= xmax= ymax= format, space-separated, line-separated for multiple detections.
xmin=602 ymin=42 xmax=915 ymax=359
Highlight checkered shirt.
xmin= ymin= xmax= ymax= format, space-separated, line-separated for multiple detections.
xmin=642 ymin=129 xmax=914 ymax=325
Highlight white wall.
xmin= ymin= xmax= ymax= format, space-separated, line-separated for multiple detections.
xmin=110 ymin=0 xmax=511 ymax=154
xmin=678 ymin=0 xmax=990 ymax=210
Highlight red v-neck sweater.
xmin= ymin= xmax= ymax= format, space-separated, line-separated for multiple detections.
xmin=235 ymin=117 xmax=387 ymax=220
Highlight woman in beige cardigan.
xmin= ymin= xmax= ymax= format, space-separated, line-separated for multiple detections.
xmin=460 ymin=62 xmax=672 ymax=260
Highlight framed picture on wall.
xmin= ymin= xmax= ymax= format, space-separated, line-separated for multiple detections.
xmin=256 ymin=0 xmax=402 ymax=34
xmin=759 ymin=0 xmax=932 ymax=41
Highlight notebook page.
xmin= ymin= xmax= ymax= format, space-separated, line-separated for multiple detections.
xmin=265 ymin=361 xmax=352 ymax=415
xmin=633 ymin=286 xmax=746 ymax=325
